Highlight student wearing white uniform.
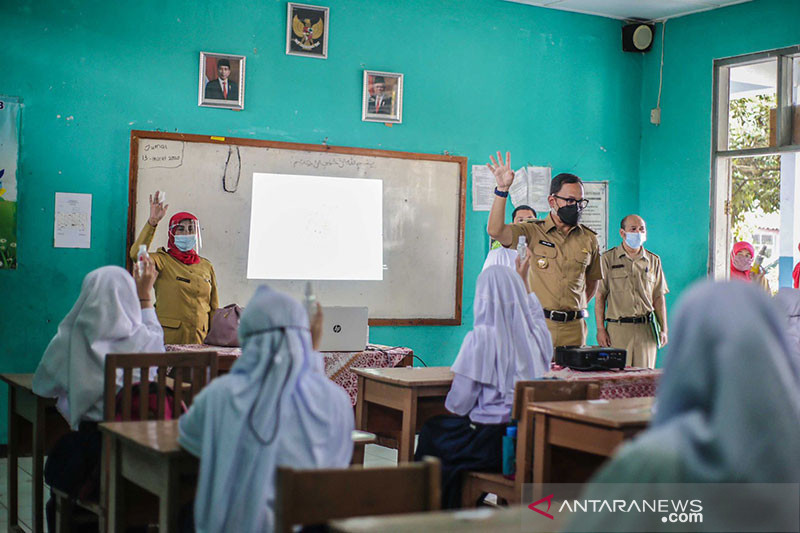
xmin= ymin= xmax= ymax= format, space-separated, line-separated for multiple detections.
xmin=568 ymin=281 xmax=800 ymax=532
xmin=775 ymin=287 xmax=800 ymax=356
xmin=178 ymin=285 xmax=354 ymax=533
xmin=415 ymin=263 xmax=552 ymax=508
xmin=33 ymin=262 xmax=163 ymax=427
xmin=33 ymin=262 xmax=162 ymax=531
xmin=482 ymin=205 xmax=536 ymax=271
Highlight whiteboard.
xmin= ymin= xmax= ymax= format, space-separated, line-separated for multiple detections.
xmin=127 ymin=131 xmax=466 ymax=325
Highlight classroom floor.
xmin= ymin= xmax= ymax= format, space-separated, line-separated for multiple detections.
xmin=0 ymin=445 xmax=401 ymax=533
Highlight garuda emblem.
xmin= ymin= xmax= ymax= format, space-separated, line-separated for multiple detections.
xmin=292 ymin=15 xmax=324 ymax=50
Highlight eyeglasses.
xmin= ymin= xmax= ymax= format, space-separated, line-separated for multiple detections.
xmin=553 ymin=195 xmax=589 ymax=210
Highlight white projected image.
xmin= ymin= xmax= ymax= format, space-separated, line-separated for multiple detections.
xmin=247 ymin=173 xmax=383 ymax=280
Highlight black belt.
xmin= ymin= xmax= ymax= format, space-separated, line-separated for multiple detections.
xmin=543 ymin=309 xmax=587 ymax=322
xmin=606 ymin=315 xmax=649 ymax=324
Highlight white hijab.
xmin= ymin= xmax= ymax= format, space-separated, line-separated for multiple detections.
xmin=568 ymin=281 xmax=800 ymax=531
xmin=178 ymin=285 xmax=353 ymax=533
xmin=775 ymin=287 xmax=800 ymax=358
xmin=32 ymin=266 xmax=164 ymax=429
xmin=452 ymin=265 xmax=552 ymax=397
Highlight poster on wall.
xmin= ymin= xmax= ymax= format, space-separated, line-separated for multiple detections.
xmin=0 ymin=96 xmax=20 ymax=269
xmin=581 ymin=181 xmax=609 ymax=253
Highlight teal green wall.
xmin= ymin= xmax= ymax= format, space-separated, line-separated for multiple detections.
xmin=639 ymin=0 xmax=800 ymax=317
xmin=0 ymin=0 xmax=644 ymax=442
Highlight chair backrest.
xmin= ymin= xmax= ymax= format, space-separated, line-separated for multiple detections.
xmin=514 ymin=380 xmax=601 ymax=496
xmin=103 ymin=351 xmax=219 ymax=421
xmin=275 ymin=457 xmax=441 ymax=533
xmin=512 ymin=380 xmax=601 ymax=418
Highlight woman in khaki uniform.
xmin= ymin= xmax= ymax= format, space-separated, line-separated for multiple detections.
xmin=129 ymin=193 xmax=218 ymax=344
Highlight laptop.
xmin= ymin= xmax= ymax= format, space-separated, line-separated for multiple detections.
xmin=318 ymin=306 xmax=369 ymax=352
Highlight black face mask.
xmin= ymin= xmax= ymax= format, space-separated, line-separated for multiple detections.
xmin=556 ymin=203 xmax=581 ymax=226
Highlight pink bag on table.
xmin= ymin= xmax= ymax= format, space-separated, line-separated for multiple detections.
xmin=204 ymin=303 xmax=243 ymax=347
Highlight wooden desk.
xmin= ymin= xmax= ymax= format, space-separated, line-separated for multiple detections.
xmin=353 ymin=367 xmax=453 ymax=463
xmin=100 ymin=420 xmax=380 ymax=532
xmin=331 ymin=505 xmax=561 ymax=532
xmin=1 ymin=373 xmax=71 ymax=533
xmin=531 ymin=397 xmax=653 ymax=487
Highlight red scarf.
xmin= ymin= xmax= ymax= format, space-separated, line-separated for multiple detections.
xmin=730 ymin=241 xmax=754 ymax=281
xmin=167 ymin=212 xmax=201 ymax=265
xmin=794 ymin=243 xmax=800 ymax=289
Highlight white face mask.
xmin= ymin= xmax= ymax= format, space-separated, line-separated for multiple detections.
xmin=624 ymin=231 xmax=646 ymax=249
xmin=174 ymin=235 xmax=197 ymax=252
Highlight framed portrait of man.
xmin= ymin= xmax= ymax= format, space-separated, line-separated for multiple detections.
xmin=286 ymin=3 xmax=329 ymax=59
xmin=362 ymin=70 xmax=403 ymax=124
xmin=198 ymin=52 xmax=246 ymax=110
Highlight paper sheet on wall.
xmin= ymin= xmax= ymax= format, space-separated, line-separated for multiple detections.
xmin=54 ymin=192 xmax=92 ymax=248
xmin=471 ymin=165 xmax=495 ymax=211
xmin=581 ymin=181 xmax=608 ymax=253
xmin=510 ymin=165 xmax=551 ymax=213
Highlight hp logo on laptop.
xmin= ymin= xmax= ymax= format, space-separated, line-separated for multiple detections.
xmin=333 ymin=324 xmax=342 ymax=333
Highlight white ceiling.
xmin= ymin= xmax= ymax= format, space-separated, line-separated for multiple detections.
xmin=505 ymin=0 xmax=753 ymax=21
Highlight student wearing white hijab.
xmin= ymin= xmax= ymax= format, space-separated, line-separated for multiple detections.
xmin=33 ymin=261 xmax=161 ymax=532
xmin=567 ymin=281 xmax=800 ymax=532
xmin=415 ymin=262 xmax=553 ymax=508
xmin=33 ymin=262 xmax=163 ymax=429
xmin=178 ymin=285 xmax=354 ymax=533
xmin=775 ymin=287 xmax=800 ymax=356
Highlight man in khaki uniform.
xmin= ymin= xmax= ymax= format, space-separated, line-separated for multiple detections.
xmin=596 ymin=214 xmax=668 ymax=368
xmin=487 ymin=152 xmax=602 ymax=347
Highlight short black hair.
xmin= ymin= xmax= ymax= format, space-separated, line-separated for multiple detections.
xmin=512 ymin=205 xmax=536 ymax=219
xmin=217 ymin=58 xmax=231 ymax=68
xmin=549 ymin=173 xmax=583 ymax=196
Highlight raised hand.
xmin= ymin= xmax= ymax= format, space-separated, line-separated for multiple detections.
xmin=148 ymin=192 xmax=169 ymax=227
xmin=487 ymin=151 xmax=515 ymax=191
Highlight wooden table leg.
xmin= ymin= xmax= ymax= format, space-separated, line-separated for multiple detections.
xmin=398 ymin=390 xmax=418 ymax=463
xmin=355 ymin=376 xmax=368 ymax=431
xmin=159 ymin=460 xmax=180 ymax=533
xmin=7 ymin=386 xmax=19 ymax=532
xmin=350 ymin=444 xmax=366 ymax=466
xmin=32 ymin=398 xmax=46 ymax=533
xmin=532 ymin=413 xmax=551 ymax=501
xmin=108 ymin=437 xmax=126 ymax=533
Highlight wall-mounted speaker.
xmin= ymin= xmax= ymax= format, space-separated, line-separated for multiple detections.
xmin=622 ymin=23 xmax=655 ymax=52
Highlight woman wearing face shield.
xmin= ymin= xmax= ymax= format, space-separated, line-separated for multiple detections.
xmin=129 ymin=192 xmax=219 ymax=344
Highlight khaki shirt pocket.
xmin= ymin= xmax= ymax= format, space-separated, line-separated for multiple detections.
xmin=160 ymin=317 xmax=182 ymax=330
xmin=532 ymin=243 xmax=557 ymax=271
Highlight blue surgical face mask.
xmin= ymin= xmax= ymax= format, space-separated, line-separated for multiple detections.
xmin=174 ymin=235 xmax=197 ymax=252
xmin=624 ymin=231 xmax=646 ymax=249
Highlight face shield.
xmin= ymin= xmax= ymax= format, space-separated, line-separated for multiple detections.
xmin=168 ymin=217 xmax=203 ymax=252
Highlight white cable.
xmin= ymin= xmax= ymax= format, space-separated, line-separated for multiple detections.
xmin=657 ymin=19 xmax=667 ymax=109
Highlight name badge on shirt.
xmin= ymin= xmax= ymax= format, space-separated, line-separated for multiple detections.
xmin=538 ymin=240 xmax=555 ymax=248
xmin=176 ymin=276 xmax=191 ymax=283
xmin=611 ymin=264 xmax=624 ymax=269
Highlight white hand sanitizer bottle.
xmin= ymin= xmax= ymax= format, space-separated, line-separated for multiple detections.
xmin=517 ymin=236 xmax=528 ymax=260
xmin=137 ymin=245 xmax=149 ymax=277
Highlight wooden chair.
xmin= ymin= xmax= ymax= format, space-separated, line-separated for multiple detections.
xmin=53 ymin=351 xmax=218 ymax=532
xmin=461 ymin=380 xmax=601 ymax=508
xmin=275 ymin=457 xmax=441 ymax=533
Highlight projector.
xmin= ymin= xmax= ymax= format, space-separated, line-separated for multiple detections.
xmin=554 ymin=346 xmax=626 ymax=371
